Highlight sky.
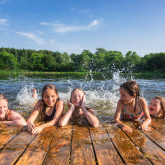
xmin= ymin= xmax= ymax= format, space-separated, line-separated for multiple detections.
xmin=0 ymin=0 xmax=165 ymax=56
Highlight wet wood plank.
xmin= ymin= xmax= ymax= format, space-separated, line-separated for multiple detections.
xmin=0 ymin=125 xmax=23 ymax=149
xmin=105 ymin=123 xmax=151 ymax=165
xmin=0 ymin=120 xmax=164 ymax=165
xmin=125 ymin=122 xmax=165 ymax=164
xmin=89 ymin=124 xmax=124 ymax=165
xmin=16 ymin=126 xmax=57 ymax=165
xmin=43 ymin=125 xmax=72 ymax=165
xmin=70 ymin=125 xmax=96 ymax=165
xmin=0 ymin=131 xmax=35 ymax=165
xmin=151 ymin=119 xmax=165 ymax=135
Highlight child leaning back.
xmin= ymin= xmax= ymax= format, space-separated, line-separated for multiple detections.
xmin=114 ymin=80 xmax=151 ymax=132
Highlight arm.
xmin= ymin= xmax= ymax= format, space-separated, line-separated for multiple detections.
xmin=1 ymin=110 xmax=27 ymax=126
xmin=58 ymin=101 xmax=75 ymax=127
xmin=80 ymin=96 xmax=99 ymax=127
xmin=139 ymin=98 xmax=151 ymax=130
xmin=26 ymin=100 xmax=41 ymax=133
xmin=82 ymin=108 xmax=99 ymax=127
xmin=114 ymin=100 xmax=133 ymax=132
xmin=31 ymin=100 xmax=64 ymax=134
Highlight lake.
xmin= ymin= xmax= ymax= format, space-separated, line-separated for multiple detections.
xmin=0 ymin=72 xmax=165 ymax=122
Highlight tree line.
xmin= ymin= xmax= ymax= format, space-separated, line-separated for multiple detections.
xmin=0 ymin=47 xmax=165 ymax=73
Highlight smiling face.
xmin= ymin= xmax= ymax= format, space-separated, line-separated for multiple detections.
xmin=71 ymin=89 xmax=84 ymax=107
xmin=149 ymin=98 xmax=162 ymax=115
xmin=120 ymin=87 xmax=135 ymax=104
xmin=0 ymin=99 xmax=8 ymax=119
xmin=43 ymin=88 xmax=58 ymax=107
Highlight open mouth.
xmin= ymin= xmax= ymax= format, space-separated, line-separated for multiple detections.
xmin=149 ymin=108 xmax=154 ymax=111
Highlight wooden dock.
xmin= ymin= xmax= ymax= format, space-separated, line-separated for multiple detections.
xmin=0 ymin=119 xmax=165 ymax=165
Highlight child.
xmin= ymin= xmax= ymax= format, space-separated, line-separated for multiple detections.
xmin=149 ymin=96 xmax=165 ymax=119
xmin=114 ymin=80 xmax=151 ymax=132
xmin=58 ymin=88 xmax=99 ymax=127
xmin=27 ymin=84 xmax=64 ymax=134
xmin=0 ymin=93 xmax=27 ymax=126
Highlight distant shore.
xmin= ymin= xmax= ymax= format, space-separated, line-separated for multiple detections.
xmin=0 ymin=70 xmax=165 ymax=78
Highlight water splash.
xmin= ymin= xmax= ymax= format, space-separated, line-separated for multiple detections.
xmin=15 ymin=71 xmax=126 ymax=121
xmin=59 ymin=71 xmax=126 ymax=118
xmin=16 ymin=84 xmax=38 ymax=109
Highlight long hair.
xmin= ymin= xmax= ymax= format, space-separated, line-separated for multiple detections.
xmin=120 ymin=80 xmax=140 ymax=112
xmin=41 ymin=84 xmax=59 ymax=119
xmin=153 ymin=96 xmax=165 ymax=118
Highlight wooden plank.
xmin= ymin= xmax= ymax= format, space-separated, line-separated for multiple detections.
xmin=0 ymin=130 xmax=35 ymax=165
xmin=136 ymin=124 xmax=165 ymax=151
xmin=105 ymin=123 xmax=151 ymax=165
xmin=0 ymin=125 xmax=23 ymax=149
xmin=16 ymin=126 xmax=56 ymax=165
xmin=125 ymin=122 xmax=165 ymax=164
xmin=70 ymin=125 xmax=96 ymax=165
xmin=43 ymin=125 xmax=72 ymax=165
xmin=151 ymin=119 xmax=165 ymax=135
xmin=89 ymin=125 xmax=124 ymax=165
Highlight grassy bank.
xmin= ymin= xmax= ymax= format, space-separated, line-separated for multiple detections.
xmin=0 ymin=70 xmax=93 ymax=75
xmin=0 ymin=70 xmax=165 ymax=78
xmin=121 ymin=71 xmax=165 ymax=78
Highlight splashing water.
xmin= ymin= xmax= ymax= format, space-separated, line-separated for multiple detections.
xmin=15 ymin=71 xmax=127 ymax=121
xmin=16 ymin=84 xmax=38 ymax=109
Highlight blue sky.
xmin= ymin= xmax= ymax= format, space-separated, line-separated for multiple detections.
xmin=0 ymin=0 xmax=165 ymax=56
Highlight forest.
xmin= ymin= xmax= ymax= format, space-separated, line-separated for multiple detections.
xmin=0 ymin=47 xmax=165 ymax=73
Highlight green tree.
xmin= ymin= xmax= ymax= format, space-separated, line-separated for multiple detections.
xmin=0 ymin=51 xmax=17 ymax=70
xmin=30 ymin=53 xmax=44 ymax=70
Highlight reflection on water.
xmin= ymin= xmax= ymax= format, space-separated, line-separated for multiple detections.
xmin=0 ymin=72 xmax=165 ymax=122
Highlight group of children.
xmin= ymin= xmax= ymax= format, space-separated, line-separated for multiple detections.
xmin=0 ymin=81 xmax=165 ymax=134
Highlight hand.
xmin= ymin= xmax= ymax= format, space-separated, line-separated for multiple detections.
xmin=121 ymin=125 xmax=133 ymax=133
xmin=139 ymin=123 xmax=148 ymax=131
xmin=27 ymin=123 xmax=38 ymax=133
xmin=31 ymin=125 xmax=44 ymax=134
xmin=67 ymin=100 xmax=75 ymax=111
xmin=80 ymin=95 xmax=86 ymax=109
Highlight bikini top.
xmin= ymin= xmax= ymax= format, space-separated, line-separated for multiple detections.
xmin=121 ymin=103 xmax=143 ymax=121
xmin=41 ymin=102 xmax=57 ymax=122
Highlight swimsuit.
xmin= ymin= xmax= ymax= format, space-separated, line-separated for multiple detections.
xmin=41 ymin=103 xmax=57 ymax=122
xmin=121 ymin=104 xmax=143 ymax=121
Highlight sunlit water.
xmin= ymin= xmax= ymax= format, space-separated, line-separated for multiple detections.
xmin=0 ymin=72 xmax=165 ymax=122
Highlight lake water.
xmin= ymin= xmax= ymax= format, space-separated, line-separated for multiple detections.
xmin=0 ymin=72 xmax=165 ymax=122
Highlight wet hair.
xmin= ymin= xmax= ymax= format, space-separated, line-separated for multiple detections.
xmin=153 ymin=96 xmax=165 ymax=118
xmin=71 ymin=88 xmax=85 ymax=96
xmin=120 ymin=80 xmax=140 ymax=112
xmin=42 ymin=84 xmax=58 ymax=99
xmin=0 ymin=93 xmax=7 ymax=100
xmin=41 ymin=84 xmax=59 ymax=119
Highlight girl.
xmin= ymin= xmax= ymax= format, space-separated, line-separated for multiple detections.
xmin=114 ymin=80 xmax=151 ymax=132
xmin=58 ymin=88 xmax=99 ymax=127
xmin=149 ymin=96 xmax=165 ymax=119
xmin=27 ymin=84 xmax=64 ymax=134
xmin=0 ymin=93 xmax=27 ymax=126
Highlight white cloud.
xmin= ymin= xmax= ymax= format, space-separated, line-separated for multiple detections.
xmin=40 ymin=19 xmax=103 ymax=34
xmin=0 ymin=0 xmax=9 ymax=5
xmin=0 ymin=19 xmax=7 ymax=25
xmin=15 ymin=32 xmax=45 ymax=44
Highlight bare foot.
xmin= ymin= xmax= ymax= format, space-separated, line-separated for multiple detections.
xmin=32 ymin=88 xmax=38 ymax=100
